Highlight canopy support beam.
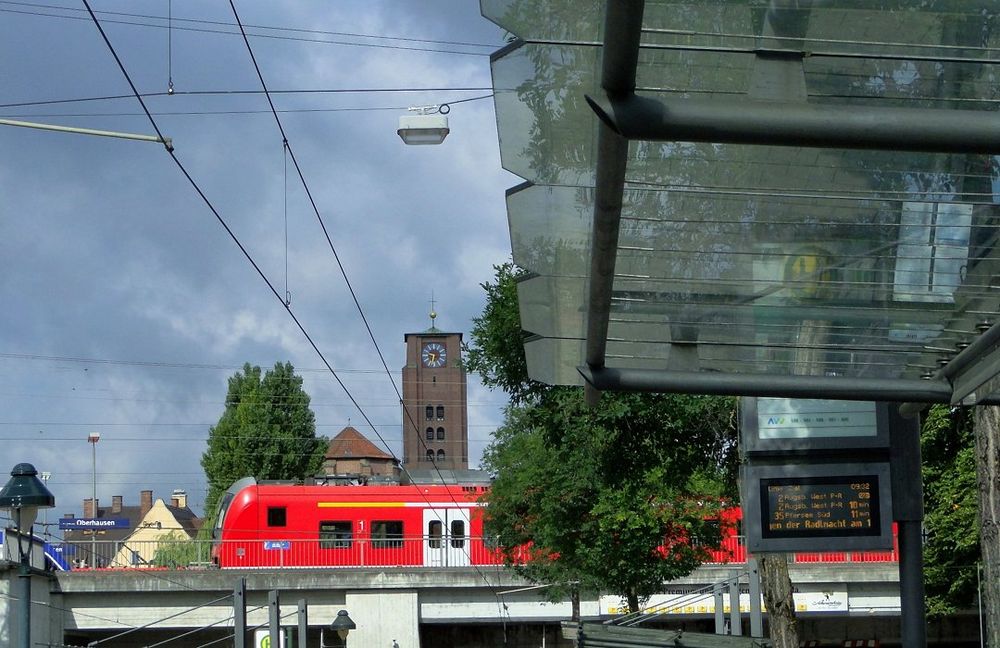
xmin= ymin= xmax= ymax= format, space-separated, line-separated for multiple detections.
xmin=579 ymin=365 xmax=1000 ymax=405
xmin=585 ymin=91 xmax=1000 ymax=154
xmin=584 ymin=0 xmax=644 ymax=407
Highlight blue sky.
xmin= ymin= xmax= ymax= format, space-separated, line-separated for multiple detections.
xmin=0 ymin=1 xmax=516 ymax=522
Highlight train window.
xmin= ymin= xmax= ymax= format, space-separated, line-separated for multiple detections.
xmin=450 ymin=520 xmax=466 ymax=549
xmin=436 ymin=405 xmax=445 ymax=420
xmin=425 ymin=427 xmax=434 ymax=441
xmin=319 ymin=521 xmax=352 ymax=549
xmin=371 ymin=520 xmax=404 ymax=549
xmin=267 ymin=506 xmax=287 ymax=527
xmin=428 ymin=520 xmax=443 ymax=549
xmin=436 ymin=427 xmax=445 ymax=441
xmin=425 ymin=405 xmax=433 ymax=420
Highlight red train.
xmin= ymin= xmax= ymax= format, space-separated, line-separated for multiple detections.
xmin=211 ymin=477 xmax=498 ymax=568
xmin=211 ymin=478 xmax=896 ymax=569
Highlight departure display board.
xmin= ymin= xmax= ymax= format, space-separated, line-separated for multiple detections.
xmin=743 ymin=461 xmax=893 ymax=552
xmin=761 ymin=475 xmax=881 ymax=539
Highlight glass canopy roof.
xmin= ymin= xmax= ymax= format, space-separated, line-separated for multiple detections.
xmin=483 ymin=0 xmax=1000 ymax=402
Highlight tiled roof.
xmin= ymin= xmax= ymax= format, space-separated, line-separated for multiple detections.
xmin=325 ymin=426 xmax=393 ymax=460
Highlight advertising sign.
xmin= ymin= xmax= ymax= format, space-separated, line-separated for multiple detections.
xmin=253 ymin=629 xmax=286 ymax=648
xmin=742 ymin=399 xmax=889 ymax=454
xmin=59 ymin=518 xmax=130 ymax=530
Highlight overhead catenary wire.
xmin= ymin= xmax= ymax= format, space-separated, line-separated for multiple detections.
xmin=0 ymin=87 xmax=494 ymax=110
xmin=1 ymin=0 xmax=498 ymax=50
xmin=75 ymin=0 xmax=498 ymax=592
xmin=1 ymin=2 xmax=497 ymax=56
xmin=224 ymin=0 xmax=501 ymax=592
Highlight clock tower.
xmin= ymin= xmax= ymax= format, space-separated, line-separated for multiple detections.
xmin=401 ymin=310 xmax=468 ymax=471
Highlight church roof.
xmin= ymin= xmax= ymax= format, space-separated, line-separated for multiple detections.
xmin=325 ymin=426 xmax=393 ymax=460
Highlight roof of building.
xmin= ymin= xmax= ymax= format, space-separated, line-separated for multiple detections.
xmin=325 ymin=426 xmax=394 ymax=461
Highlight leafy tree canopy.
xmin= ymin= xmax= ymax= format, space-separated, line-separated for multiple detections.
xmin=922 ymin=405 xmax=979 ymax=617
xmin=201 ymin=362 xmax=326 ymax=519
xmin=467 ymin=262 xmax=738 ymax=612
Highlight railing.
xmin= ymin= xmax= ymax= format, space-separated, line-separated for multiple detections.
xmin=57 ymin=535 xmax=898 ymax=571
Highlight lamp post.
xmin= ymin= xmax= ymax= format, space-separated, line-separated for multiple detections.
xmin=88 ymin=432 xmax=100 ymax=568
xmin=0 ymin=463 xmax=56 ymax=648
xmin=322 ymin=609 xmax=356 ymax=648
xmin=38 ymin=472 xmax=51 ymax=534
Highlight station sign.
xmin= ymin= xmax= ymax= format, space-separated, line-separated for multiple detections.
xmin=263 ymin=540 xmax=290 ymax=551
xmin=742 ymin=461 xmax=893 ymax=552
xmin=742 ymin=398 xmax=889 ymax=454
xmin=59 ymin=518 xmax=130 ymax=530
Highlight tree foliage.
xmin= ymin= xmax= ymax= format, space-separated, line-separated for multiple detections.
xmin=467 ymin=263 xmax=739 ymax=612
xmin=922 ymin=405 xmax=979 ymax=617
xmin=201 ymin=362 xmax=326 ymax=518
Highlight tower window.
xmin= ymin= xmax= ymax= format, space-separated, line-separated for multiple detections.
xmin=426 ymin=449 xmax=434 ymax=461
xmin=436 ymin=405 xmax=445 ymax=420
xmin=425 ymin=405 xmax=433 ymax=420
xmin=436 ymin=427 xmax=445 ymax=440
xmin=437 ymin=449 xmax=446 ymax=461
xmin=425 ymin=427 xmax=434 ymax=441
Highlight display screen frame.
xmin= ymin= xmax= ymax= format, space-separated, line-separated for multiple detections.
xmin=742 ymin=398 xmax=890 ymax=455
xmin=743 ymin=461 xmax=894 ymax=553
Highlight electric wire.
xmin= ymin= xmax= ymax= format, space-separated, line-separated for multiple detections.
xmin=0 ymin=87 xmax=494 ymax=109
xmin=1 ymin=0 xmax=498 ymax=50
xmin=87 ymin=592 xmax=234 ymax=646
xmin=225 ymin=0 xmax=503 ymax=594
xmin=0 ymin=590 xmax=134 ymax=627
xmin=1 ymin=92 xmax=495 ymax=119
xmin=77 ymin=0 xmax=496 ymax=589
xmin=0 ymin=5 xmax=496 ymax=56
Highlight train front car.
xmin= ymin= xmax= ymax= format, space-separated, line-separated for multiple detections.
xmin=211 ymin=477 xmax=259 ymax=567
xmin=213 ymin=479 xmax=494 ymax=569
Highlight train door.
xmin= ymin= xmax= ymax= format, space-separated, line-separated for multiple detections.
xmin=422 ymin=508 xmax=471 ymax=567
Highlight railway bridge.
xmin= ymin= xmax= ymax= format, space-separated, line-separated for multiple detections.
xmin=1 ymin=557 xmax=956 ymax=648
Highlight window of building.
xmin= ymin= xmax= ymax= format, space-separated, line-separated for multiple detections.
xmin=426 ymin=449 xmax=434 ymax=461
xmin=425 ymin=405 xmax=433 ymax=420
xmin=428 ymin=520 xmax=443 ymax=549
xmin=436 ymin=405 xmax=445 ymax=420
xmin=371 ymin=520 xmax=404 ymax=549
xmin=425 ymin=427 xmax=434 ymax=441
xmin=267 ymin=506 xmax=286 ymax=527
xmin=319 ymin=521 xmax=352 ymax=549
xmin=436 ymin=427 xmax=445 ymax=441
xmin=450 ymin=519 xmax=466 ymax=549
xmin=437 ymin=449 xmax=446 ymax=462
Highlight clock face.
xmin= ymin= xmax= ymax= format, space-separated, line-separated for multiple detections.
xmin=421 ymin=342 xmax=447 ymax=368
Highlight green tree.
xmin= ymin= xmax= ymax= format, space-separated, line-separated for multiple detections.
xmin=922 ymin=405 xmax=980 ymax=617
xmin=201 ymin=362 xmax=326 ymax=518
xmin=468 ymin=263 xmax=738 ymax=614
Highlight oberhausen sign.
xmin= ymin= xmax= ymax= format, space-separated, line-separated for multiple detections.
xmin=59 ymin=518 xmax=130 ymax=530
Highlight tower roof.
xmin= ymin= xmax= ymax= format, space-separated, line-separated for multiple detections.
xmin=325 ymin=426 xmax=393 ymax=460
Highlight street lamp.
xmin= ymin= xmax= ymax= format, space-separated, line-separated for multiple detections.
xmin=397 ymin=105 xmax=449 ymax=145
xmin=38 ymin=472 xmax=51 ymax=533
xmin=322 ymin=609 xmax=356 ymax=648
xmin=88 ymin=432 xmax=100 ymax=568
xmin=0 ymin=463 xmax=56 ymax=648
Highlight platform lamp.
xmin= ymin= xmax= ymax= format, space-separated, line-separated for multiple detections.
xmin=321 ymin=609 xmax=356 ymax=648
xmin=397 ymin=105 xmax=450 ymax=145
xmin=0 ymin=463 xmax=56 ymax=648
